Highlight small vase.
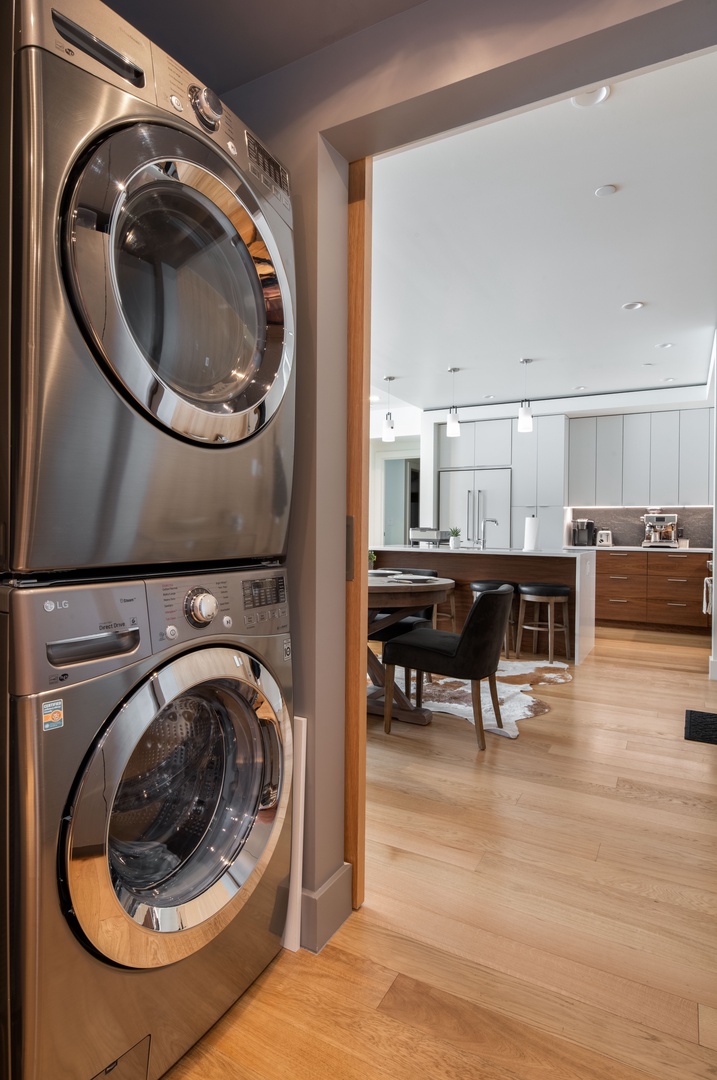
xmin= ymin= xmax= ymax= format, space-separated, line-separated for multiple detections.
xmin=449 ymin=536 xmax=461 ymax=550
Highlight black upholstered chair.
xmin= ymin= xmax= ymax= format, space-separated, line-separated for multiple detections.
xmin=381 ymin=584 xmax=514 ymax=750
xmin=470 ymin=579 xmax=519 ymax=657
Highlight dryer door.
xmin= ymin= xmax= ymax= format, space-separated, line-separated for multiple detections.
xmin=63 ymin=123 xmax=294 ymax=445
xmin=63 ymin=646 xmax=292 ymax=968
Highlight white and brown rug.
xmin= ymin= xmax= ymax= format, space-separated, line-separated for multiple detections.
xmin=408 ymin=659 xmax=572 ymax=739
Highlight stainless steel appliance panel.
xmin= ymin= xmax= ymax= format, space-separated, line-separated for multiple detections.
xmin=5 ymin=19 xmax=295 ymax=573
xmin=2 ymin=567 xmax=293 ymax=1079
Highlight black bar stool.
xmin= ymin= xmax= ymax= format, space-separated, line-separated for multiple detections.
xmin=515 ymin=583 xmax=570 ymax=664
xmin=470 ymin=580 xmax=518 ymax=658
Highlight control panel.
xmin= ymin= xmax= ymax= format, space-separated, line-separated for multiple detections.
xmin=146 ymin=570 xmax=289 ymax=649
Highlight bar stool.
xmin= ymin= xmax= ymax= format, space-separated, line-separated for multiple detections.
xmin=515 ymin=583 xmax=570 ymax=664
xmin=470 ymin=580 xmax=517 ymax=657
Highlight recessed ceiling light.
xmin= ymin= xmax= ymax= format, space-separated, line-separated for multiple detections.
xmin=622 ymin=301 xmax=645 ymax=310
xmin=660 ymin=377 xmax=675 ymax=383
xmin=571 ymin=86 xmax=611 ymax=108
xmin=369 ymin=394 xmax=379 ymax=402
xmin=595 ymin=185 xmax=618 ymax=197
xmin=483 ymin=394 xmax=495 ymax=400
xmin=655 ymin=342 xmax=673 ymax=349
xmin=642 ymin=362 xmax=655 ymax=367
xmin=572 ymin=386 xmax=586 ymax=391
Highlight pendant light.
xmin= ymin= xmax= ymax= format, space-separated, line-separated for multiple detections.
xmin=382 ymin=375 xmax=395 ymax=442
xmin=446 ymin=367 xmax=461 ymax=438
xmin=517 ymin=358 xmax=534 ymax=433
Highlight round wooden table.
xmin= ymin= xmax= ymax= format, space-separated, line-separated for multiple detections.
xmin=367 ymin=572 xmax=455 ymax=725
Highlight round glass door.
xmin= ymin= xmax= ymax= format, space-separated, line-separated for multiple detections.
xmin=64 ymin=647 xmax=292 ymax=969
xmin=63 ymin=123 xmax=294 ymax=445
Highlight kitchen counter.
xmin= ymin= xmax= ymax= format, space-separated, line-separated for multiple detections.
xmin=373 ymin=546 xmax=595 ymax=663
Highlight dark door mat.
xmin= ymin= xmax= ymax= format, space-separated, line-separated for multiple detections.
xmin=685 ymin=710 xmax=717 ymax=744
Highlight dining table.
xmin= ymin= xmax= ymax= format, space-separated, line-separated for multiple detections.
xmin=367 ymin=570 xmax=456 ymax=725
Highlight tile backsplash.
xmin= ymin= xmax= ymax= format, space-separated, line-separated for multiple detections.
xmin=571 ymin=507 xmax=713 ymax=549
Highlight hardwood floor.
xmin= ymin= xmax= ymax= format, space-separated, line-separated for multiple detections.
xmin=166 ymin=631 xmax=717 ymax=1080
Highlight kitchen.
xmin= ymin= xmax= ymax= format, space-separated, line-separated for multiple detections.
xmin=368 ymin=48 xmax=716 ymax=661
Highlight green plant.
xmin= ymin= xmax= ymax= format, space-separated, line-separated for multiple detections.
xmin=368 ymin=550 xmax=376 ymax=563
xmin=448 ymin=526 xmax=461 ymax=537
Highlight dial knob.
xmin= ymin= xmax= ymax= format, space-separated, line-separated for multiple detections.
xmin=184 ymin=587 xmax=219 ymax=628
xmin=189 ymin=84 xmax=223 ymax=131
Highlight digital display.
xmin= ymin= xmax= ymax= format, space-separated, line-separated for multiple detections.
xmin=242 ymin=576 xmax=286 ymax=610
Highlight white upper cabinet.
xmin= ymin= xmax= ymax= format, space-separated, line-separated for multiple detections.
xmin=649 ymin=411 xmax=679 ymax=505
xmin=679 ymin=407 xmax=710 ymax=505
xmin=510 ymin=419 xmax=537 ymax=505
xmin=537 ymin=415 xmax=567 ymax=506
xmin=436 ymin=421 xmax=476 ymax=468
xmin=568 ymin=408 xmax=712 ymax=508
xmin=595 ymin=415 xmax=623 ymax=505
xmin=622 ymin=413 xmax=650 ymax=506
xmin=568 ymin=417 xmax=596 ymax=505
xmin=475 ymin=419 xmax=512 ymax=467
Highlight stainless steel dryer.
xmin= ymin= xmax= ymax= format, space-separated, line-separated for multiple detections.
xmin=0 ymin=565 xmax=293 ymax=1079
xmin=1 ymin=0 xmax=295 ymax=574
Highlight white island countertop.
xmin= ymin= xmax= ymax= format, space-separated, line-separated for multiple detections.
xmin=377 ymin=545 xmax=595 ymax=557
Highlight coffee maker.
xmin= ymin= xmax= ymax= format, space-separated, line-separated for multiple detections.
xmin=571 ymin=518 xmax=595 ymax=546
xmin=640 ymin=511 xmax=678 ymax=548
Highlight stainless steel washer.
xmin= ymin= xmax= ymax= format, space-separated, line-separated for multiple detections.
xmin=2 ymin=0 xmax=296 ymax=574
xmin=0 ymin=565 xmax=293 ymax=1079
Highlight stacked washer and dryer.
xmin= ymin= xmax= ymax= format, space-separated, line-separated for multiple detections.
xmin=1 ymin=1 xmax=296 ymax=1077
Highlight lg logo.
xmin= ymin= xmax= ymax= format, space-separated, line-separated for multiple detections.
xmin=43 ymin=600 xmax=69 ymax=612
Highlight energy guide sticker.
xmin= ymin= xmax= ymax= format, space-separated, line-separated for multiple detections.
xmin=42 ymin=699 xmax=64 ymax=731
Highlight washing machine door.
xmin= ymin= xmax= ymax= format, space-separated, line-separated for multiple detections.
xmin=63 ymin=123 xmax=294 ymax=445
xmin=63 ymin=646 xmax=292 ymax=968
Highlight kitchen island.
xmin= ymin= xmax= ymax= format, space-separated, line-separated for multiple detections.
xmin=372 ymin=546 xmax=595 ymax=663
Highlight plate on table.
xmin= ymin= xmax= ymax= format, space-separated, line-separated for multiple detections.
xmin=368 ymin=569 xmax=401 ymax=577
xmin=390 ymin=575 xmax=435 ymax=584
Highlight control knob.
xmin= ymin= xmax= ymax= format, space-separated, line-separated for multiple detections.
xmin=184 ymin=587 xmax=219 ymax=628
xmin=188 ymin=84 xmax=223 ymax=132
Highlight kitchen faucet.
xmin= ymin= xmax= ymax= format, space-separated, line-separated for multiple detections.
xmin=479 ymin=518 xmax=499 ymax=549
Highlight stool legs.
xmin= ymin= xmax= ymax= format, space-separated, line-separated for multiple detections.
xmin=516 ymin=595 xmax=570 ymax=663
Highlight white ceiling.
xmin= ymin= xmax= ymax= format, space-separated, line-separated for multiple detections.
xmin=370 ymin=49 xmax=717 ymax=415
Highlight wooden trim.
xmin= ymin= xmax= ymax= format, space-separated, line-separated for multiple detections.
xmin=345 ymin=158 xmax=372 ymax=909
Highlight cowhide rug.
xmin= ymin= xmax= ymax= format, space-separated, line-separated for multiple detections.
xmin=406 ymin=659 xmax=572 ymax=739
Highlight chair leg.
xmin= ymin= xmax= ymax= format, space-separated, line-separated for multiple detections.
xmin=548 ymin=598 xmax=555 ymax=663
xmin=470 ymin=680 xmax=486 ymax=751
xmin=488 ymin=672 xmax=503 ymax=728
xmin=415 ymin=672 xmax=424 ymax=708
xmin=532 ymin=600 xmax=539 ymax=655
xmin=404 ymin=668 xmax=412 ymax=700
xmin=515 ymin=596 xmax=526 ymax=658
xmin=384 ymin=664 xmax=395 ymax=733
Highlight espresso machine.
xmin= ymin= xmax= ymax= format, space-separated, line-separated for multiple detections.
xmin=571 ymin=518 xmax=595 ymax=546
xmin=640 ymin=510 xmax=679 ymax=548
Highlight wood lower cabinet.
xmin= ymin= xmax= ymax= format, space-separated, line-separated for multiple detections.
xmin=596 ymin=549 xmax=711 ymax=629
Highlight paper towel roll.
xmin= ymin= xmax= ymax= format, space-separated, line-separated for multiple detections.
xmin=523 ymin=515 xmax=539 ymax=551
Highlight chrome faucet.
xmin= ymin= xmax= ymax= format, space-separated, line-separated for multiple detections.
xmin=479 ymin=518 xmax=499 ymax=549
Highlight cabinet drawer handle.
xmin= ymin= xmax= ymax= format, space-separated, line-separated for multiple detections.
xmin=609 ymin=575 xmax=628 ymax=579
xmin=607 ymin=553 xmax=628 ymax=557
xmin=666 ymin=602 xmax=687 ymax=607
xmin=608 ymin=599 xmax=628 ymax=603
xmin=667 ymin=578 xmax=687 ymax=583
xmin=666 ymin=554 xmax=687 ymax=559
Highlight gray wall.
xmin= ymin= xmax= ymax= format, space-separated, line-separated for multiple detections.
xmin=224 ymin=0 xmax=717 ymax=949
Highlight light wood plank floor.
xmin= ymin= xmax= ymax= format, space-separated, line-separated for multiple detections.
xmin=166 ymin=631 xmax=717 ymax=1080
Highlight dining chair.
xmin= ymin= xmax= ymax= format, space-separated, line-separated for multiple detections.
xmin=381 ymin=584 xmax=514 ymax=750
xmin=368 ymin=568 xmax=436 ymax=695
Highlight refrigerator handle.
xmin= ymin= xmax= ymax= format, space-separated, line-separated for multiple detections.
xmin=466 ymin=489 xmax=472 ymax=542
xmin=475 ymin=489 xmax=482 ymax=546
